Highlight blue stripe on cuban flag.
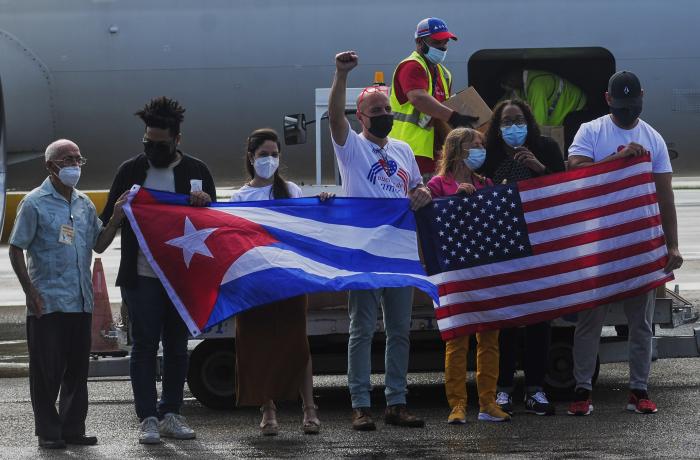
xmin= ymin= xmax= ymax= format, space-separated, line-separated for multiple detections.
xmin=203 ymin=196 xmax=438 ymax=329
xmin=144 ymin=189 xmax=418 ymax=231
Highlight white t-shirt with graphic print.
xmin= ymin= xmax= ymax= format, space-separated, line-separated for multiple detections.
xmin=331 ymin=121 xmax=422 ymax=198
xmin=568 ymin=114 xmax=672 ymax=173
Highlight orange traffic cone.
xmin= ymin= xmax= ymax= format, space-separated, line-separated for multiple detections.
xmin=90 ymin=258 xmax=121 ymax=354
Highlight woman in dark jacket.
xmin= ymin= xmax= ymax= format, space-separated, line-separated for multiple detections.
xmin=479 ymin=99 xmax=565 ymax=417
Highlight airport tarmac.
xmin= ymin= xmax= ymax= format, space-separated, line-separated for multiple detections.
xmin=0 ymin=360 xmax=699 ymax=458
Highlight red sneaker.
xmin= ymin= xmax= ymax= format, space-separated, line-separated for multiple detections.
xmin=567 ymin=388 xmax=593 ymax=416
xmin=567 ymin=399 xmax=593 ymax=416
xmin=626 ymin=392 xmax=658 ymax=414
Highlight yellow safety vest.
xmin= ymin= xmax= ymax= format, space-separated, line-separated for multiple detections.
xmin=519 ymin=70 xmax=586 ymax=126
xmin=389 ymin=51 xmax=452 ymax=160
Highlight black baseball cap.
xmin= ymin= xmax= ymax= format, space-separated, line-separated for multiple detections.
xmin=608 ymin=71 xmax=642 ymax=108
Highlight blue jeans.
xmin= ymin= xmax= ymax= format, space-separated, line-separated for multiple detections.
xmin=347 ymin=287 xmax=413 ymax=408
xmin=122 ymin=276 xmax=189 ymax=421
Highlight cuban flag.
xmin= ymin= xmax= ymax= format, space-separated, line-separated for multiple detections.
xmin=123 ymin=186 xmax=437 ymax=336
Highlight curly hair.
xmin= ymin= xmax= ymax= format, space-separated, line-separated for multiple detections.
xmin=480 ymin=98 xmax=542 ymax=175
xmin=244 ymin=128 xmax=291 ymax=199
xmin=135 ymin=96 xmax=186 ymax=136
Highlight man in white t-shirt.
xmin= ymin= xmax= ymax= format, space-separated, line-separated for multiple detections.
xmin=566 ymin=71 xmax=683 ymax=417
xmin=329 ymin=50 xmax=432 ymax=431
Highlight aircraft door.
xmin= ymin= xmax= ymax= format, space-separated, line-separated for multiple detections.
xmin=467 ymin=47 xmax=615 ymax=154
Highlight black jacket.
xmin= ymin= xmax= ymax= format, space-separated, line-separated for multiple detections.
xmin=100 ymin=152 xmax=217 ymax=287
xmin=479 ymin=135 xmax=566 ymax=182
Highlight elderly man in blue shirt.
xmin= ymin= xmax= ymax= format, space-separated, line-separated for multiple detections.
xmin=8 ymin=139 xmax=127 ymax=449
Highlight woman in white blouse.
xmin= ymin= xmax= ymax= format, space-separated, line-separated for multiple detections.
xmin=230 ymin=128 xmax=331 ymax=436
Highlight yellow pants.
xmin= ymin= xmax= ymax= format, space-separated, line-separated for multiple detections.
xmin=444 ymin=330 xmax=499 ymax=411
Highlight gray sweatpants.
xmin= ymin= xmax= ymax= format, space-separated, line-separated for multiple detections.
xmin=573 ymin=290 xmax=655 ymax=391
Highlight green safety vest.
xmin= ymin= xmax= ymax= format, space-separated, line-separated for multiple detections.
xmin=518 ymin=70 xmax=586 ymax=126
xmin=389 ymin=51 xmax=452 ymax=160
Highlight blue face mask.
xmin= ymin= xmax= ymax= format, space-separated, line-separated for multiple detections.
xmin=500 ymin=124 xmax=528 ymax=147
xmin=465 ymin=148 xmax=486 ymax=170
xmin=424 ymin=45 xmax=447 ymax=65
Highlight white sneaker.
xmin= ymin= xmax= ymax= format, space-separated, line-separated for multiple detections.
xmin=159 ymin=413 xmax=196 ymax=440
xmin=139 ymin=416 xmax=161 ymax=444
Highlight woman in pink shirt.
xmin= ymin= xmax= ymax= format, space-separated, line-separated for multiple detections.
xmin=427 ymin=128 xmax=510 ymax=424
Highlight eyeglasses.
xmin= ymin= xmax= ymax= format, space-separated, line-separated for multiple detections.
xmin=500 ymin=117 xmax=527 ymax=127
xmin=54 ymin=157 xmax=87 ymax=167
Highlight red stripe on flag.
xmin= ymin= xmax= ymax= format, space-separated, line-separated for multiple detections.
xmin=521 ymin=172 xmax=654 ymax=213
xmin=438 ymin=275 xmax=673 ymax=340
xmin=517 ymin=155 xmax=651 ymax=192
xmin=434 ymin=256 xmax=667 ymax=319
xmin=438 ymin=236 xmax=667 ymax=296
xmin=527 ymin=193 xmax=658 ymax=234
xmin=531 ymin=215 xmax=662 ymax=254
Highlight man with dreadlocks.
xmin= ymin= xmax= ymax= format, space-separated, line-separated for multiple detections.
xmin=101 ymin=96 xmax=216 ymax=444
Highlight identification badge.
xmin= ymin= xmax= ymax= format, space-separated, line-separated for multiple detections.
xmin=59 ymin=224 xmax=75 ymax=245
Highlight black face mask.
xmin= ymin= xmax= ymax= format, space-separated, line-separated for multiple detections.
xmin=365 ymin=114 xmax=394 ymax=139
xmin=144 ymin=140 xmax=177 ymax=168
xmin=611 ymin=105 xmax=643 ymax=128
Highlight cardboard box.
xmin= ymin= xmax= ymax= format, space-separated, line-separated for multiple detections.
xmin=540 ymin=125 xmax=565 ymax=153
xmin=443 ymin=86 xmax=493 ymax=130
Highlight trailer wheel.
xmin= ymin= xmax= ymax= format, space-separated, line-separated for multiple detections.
xmin=545 ymin=340 xmax=600 ymax=392
xmin=187 ymin=339 xmax=236 ymax=410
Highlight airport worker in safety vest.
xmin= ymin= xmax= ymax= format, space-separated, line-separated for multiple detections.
xmin=390 ymin=17 xmax=478 ymax=177
xmin=500 ymin=69 xmax=587 ymax=127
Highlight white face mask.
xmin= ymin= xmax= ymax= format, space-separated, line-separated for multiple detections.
xmin=253 ymin=156 xmax=279 ymax=179
xmin=57 ymin=166 xmax=81 ymax=188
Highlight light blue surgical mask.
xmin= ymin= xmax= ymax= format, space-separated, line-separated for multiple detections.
xmin=500 ymin=124 xmax=528 ymax=147
xmin=58 ymin=166 xmax=81 ymax=188
xmin=425 ymin=45 xmax=447 ymax=65
xmin=465 ymin=148 xmax=486 ymax=170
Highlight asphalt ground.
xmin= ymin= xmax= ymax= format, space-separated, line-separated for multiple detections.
xmin=0 ymin=359 xmax=699 ymax=459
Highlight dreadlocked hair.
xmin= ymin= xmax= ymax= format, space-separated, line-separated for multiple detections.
xmin=245 ymin=128 xmax=291 ymax=199
xmin=135 ymin=96 xmax=186 ymax=136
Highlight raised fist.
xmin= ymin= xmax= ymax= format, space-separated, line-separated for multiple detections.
xmin=335 ymin=51 xmax=358 ymax=72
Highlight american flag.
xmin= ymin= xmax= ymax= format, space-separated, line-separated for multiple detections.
xmin=416 ymin=155 xmax=673 ymax=340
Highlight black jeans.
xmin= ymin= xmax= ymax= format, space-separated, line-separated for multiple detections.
xmin=27 ymin=312 xmax=92 ymax=440
xmin=497 ymin=321 xmax=551 ymax=393
xmin=121 ymin=276 xmax=189 ymax=421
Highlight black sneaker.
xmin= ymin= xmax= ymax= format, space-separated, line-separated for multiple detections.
xmin=496 ymin=391 xmax=513 ymax=415
xmin=525 ymin=391 xmax=555 ymax=416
